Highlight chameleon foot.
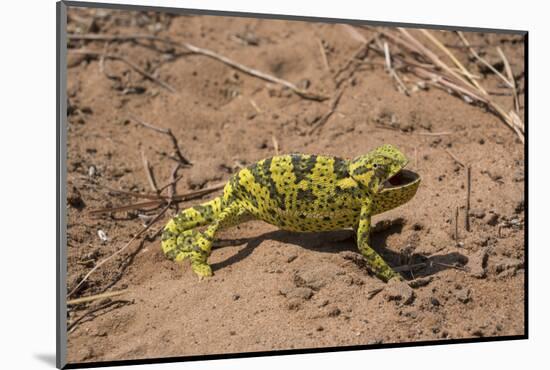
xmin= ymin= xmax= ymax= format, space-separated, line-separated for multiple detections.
xmin=192 ymin=260 xmax=213 ymax=278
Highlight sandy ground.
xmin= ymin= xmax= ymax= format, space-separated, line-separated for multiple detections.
xmin=64 ymin=7 xmax=525 ymax=364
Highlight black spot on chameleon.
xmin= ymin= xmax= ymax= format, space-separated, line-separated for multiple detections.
xmin=247 ymin=160 xmax=286 ymax=211
xmin=333 ymin=158 xmax=349 ymax=180
xmin=352 ymin=164 xmax=372 ymax=176
xmin=165 ymin=248 xmax=179 ymax=260
xmin=161 ymin=230 xmax=177 ymax=241
xmin=297 ymin=188 xmax=317 ymax=202
xmin=291 ymin=154 xmax=318 ymax=184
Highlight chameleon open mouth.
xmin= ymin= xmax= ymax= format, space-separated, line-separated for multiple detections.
xmin=380 ymin=169 xmax=420 ymax=191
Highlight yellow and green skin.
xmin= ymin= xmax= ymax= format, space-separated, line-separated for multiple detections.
xmin=161 ymin=144 xmax=421 ymax=282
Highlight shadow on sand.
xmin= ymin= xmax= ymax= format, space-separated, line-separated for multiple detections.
xmin=210 ymin=220 xmax=468 ymax=280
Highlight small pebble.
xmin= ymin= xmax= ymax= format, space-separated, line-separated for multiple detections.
xmin=286 ymin=298 xmax=302 ymax=311
xmin=469 ymin=208 xmax=486 ymax=219
xmin=468 ymin=248 xmax=489 ymax=278
xmin=97 ymin=229 xmax=108 ymax=243
xmin=384 ymin=278 xmax=415 ymax=305
xmin=88 ymin=165 xmax=97 ymax=177
xmin=456 ymin=288 xmax=471 ymax=303
xmin=287 ymin=254 xmax=298 ymax=263
xmin=486 ymin=213 xmax=499 ymax=226
xmin=471 ymin=329 xmax=484 ymax=337
xmin=409 ymin=276 xmax=433 ymax=288
xmin=318 ymin=299 xmax=329 ymax=307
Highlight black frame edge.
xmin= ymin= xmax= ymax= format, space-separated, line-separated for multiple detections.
xmin=63 ymin=0 xmax=527 ymax=34
xmin=64 ymin=335 xmax=527 ymax=369
xmin=523 ymin=32 xmax=529 ymax=339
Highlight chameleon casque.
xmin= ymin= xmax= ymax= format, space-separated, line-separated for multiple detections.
xmin=161 ymin=144 xmax=420 ymax=283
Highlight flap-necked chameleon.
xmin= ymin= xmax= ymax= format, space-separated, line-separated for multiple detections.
xmin=161 ymin=144 xmax=420 ymax=283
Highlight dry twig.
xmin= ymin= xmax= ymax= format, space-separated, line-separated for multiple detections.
xmin=167 ymin=164 xmax=181 ymax=199
xmin=456 ymin=32 xmax=513 ymax=88
xmin=394 ymin=262 xmax=429 ymax=272
xmin=158 ymin=174 xmax=183 ymax=194
xmin=367 ymin=287 xmax=384 ymax=299
xmin=383 ymin=41 xmax=409 ymax=95
xmin=180 ymin=41 xmax=328 ymax=101
xmin=68 ymin=204 xmax=171 ymax=297
xmin=317 ymin=38 xmax=330 ymax=72
xmin=68 ymin=300 xmax=130 ymax=333
xmin=433 ymin=261 xmax=469 ymax=272
xmin=272 ymin=136 xmax=279 ymax=155
xmin=249 ymin=99 xmax=262 ymax=113
xmin=167 ymin=163 xmax=181 ymax=213
xmin=88 ymin=183 xmax=225 ymax=215
xmin=93 ymin=183 xmax=166 ymax=200
xmin=352 ymin=27 xmax=524 ymax=143
xmin=454 ymin=206 xmax=459 ymax=243
xmin=466 ymin=166 xmax=471 ymax=232
xmin=414 ymin=131 xmax=455 ymax=136
xmin=130 ymin=115 xmax=192 ymax=166
xmin=419 ymin=29 xmax=487 ymax=95
xmin=67 ymin=290 xmax=127 ymax=306
xmin=335 ymin=26 xmax=377 ymax=88
xmin=68 ymin=33 xmax=328 ymax=101
xmin=444 ymin=149 xmax=466 ymax=168
xmin=309 ymin=88 xmax=346 ymax=134
xmin=141 ymin=150 xmax=159 ymax=194
xmin=68 ymin=49 xmax=177 ymax=93
xmin=497 ymin=46 xmax=521 ymax=115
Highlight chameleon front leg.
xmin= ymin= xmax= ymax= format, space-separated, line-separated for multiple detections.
xmin=356 ymin=201 xmax=401 ymax=282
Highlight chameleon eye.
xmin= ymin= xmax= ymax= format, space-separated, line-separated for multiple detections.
xmin=373 ymin=164 xmax=378 ymax=169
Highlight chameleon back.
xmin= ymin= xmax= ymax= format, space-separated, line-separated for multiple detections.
xmin=225 ymin=154 xmax=369 ymax=232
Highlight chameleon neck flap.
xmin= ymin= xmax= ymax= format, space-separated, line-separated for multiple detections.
xmin=372 ymin=169 xmax=421 ymax=215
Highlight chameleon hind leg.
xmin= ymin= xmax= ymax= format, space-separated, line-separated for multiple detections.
xmin=356 ymin=202 xmax=401 ymax=282
xmin=189 ymin=204 xmax=252 ymax=277
xmin=164 ymin=197 xmax=222 ymax=234
xmin=161 ymin=197 xmax=222 ymax=275
xmin=162 ymin=203 xmax=252 ymax=278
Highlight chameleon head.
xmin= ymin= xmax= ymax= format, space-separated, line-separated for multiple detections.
xmin=349 ymin=144 xmax=409 ymax=193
